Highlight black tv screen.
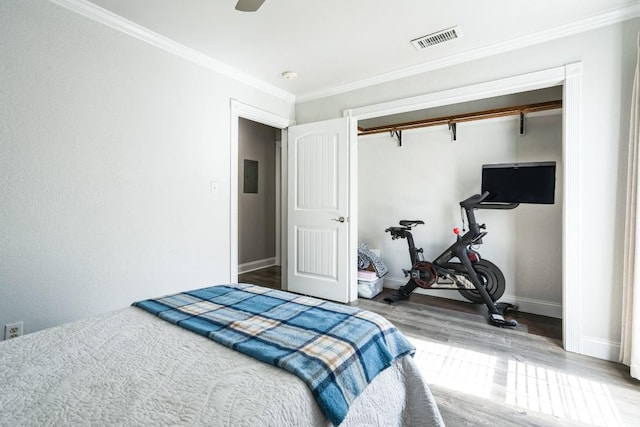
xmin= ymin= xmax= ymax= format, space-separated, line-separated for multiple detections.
xmin=481 ymin=162 xmax=556 ymax=204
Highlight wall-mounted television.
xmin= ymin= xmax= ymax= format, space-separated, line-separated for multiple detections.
xmin=481 ymin=161 xmax=556 ymax=204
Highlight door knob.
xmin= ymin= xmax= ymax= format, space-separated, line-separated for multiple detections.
xmin=332 ymin=216 xmax=346 ymax=223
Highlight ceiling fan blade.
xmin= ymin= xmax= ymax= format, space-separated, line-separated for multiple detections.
xmin=235 ymin=0 xmax=265 ymax=12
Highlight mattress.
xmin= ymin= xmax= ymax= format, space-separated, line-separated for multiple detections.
xmin=0 ymin=304 xmax=443 ymax=426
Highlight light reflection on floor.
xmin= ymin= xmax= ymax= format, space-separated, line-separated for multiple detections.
xmin=408 ymin=336 xmax=622 ymax=426
xmin=506 ymin=360 xmax=621 ymax=426
xmin=411 ymin=339 xmax=498 ymax=398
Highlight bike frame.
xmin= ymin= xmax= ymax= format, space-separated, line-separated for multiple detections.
xmin=386 ymin=192 xmax=519 ymax=327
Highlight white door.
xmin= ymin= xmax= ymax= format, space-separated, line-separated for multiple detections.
xmin=287 ymin=117 xmax=351 ymax=302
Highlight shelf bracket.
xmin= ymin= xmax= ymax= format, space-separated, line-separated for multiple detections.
xmin=519 ymin=112 xmax=526 ymax=136
xmin=449 ymin=122 xmax=457 ymax=141
xmin=390 ymin=130 xmax=402 ymax=147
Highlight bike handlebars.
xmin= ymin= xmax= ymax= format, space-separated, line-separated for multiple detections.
xmin=460 ymin=191 xmax=519 ymax=210
xmin=460 ymin=191 xmax=490 ymax=207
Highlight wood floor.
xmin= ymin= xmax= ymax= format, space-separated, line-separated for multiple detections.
xmin=239 ymin=266 xmax=561 ymax=340
xmin=239 ymin=266 xmax=640 ymax=426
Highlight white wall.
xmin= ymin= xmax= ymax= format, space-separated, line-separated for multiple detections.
xmin=0 ymin=0 xmax=293 ymax=336
xmin=358 ymin=113 xmax=562 ymax=317
xmin=297 ymin=18 xmax=639 ymax=358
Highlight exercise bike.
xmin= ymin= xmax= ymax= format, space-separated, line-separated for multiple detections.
xmin=384 ymin=191 xmax=519 ymax=328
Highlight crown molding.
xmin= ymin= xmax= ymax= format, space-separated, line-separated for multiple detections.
xmin=48 ymin=0 xmax=296 ymax=104
xmin=297 ymin=2 xmax=640 ymax=103
xmin=47 ymin=0 xmax=640 ymax=105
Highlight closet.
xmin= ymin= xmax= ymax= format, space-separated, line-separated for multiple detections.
xmin=357 ymin=87 xmax=564 ymax=318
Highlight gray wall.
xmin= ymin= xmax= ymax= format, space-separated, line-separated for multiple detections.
xmin=238 ymin=118 xmax=277 ymax=265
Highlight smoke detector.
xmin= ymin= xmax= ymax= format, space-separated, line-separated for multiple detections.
xmin=411 ymin=26 xmax=462 ymax=50
xmin=281 ymin=70 xmax=298 ymax=80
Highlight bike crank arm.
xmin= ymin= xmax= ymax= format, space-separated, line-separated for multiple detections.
xmin=383 ymin=280 xmax=418 ymax=303
xmin=451 ymin=247 xmax=518 ymax=328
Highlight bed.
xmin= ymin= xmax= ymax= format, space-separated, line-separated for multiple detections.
xmin=0 ymin=284 xmax=443 ymax=426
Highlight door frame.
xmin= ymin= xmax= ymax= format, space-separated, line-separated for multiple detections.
xmin=344 ymin=64 xmax=582 ymax=354
xmin=230 ymin=99 xmax=293 ymax=284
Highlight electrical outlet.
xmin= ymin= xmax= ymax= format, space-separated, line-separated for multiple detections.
xmin=4 ymin=322 xmax=23 ymax=340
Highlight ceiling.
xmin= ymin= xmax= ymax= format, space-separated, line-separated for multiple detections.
xmin=88 ymin=0 xmax=638 ymax=101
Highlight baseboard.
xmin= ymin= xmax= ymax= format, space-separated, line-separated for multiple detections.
xmin=382 ymin=276 xmax=562 ymax=318
xmin=499 ymin=295 xmax=562 ymax=319
xmin=238 ymin=257 xmax=276 ymax=274
xmin=579 ymin=336 xmax=621 ymax=362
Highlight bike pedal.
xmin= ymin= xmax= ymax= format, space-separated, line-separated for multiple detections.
xmin=490 ymin=313 xmax=505 ymax=322
xmin=489 ymin=313 xmax=518 ymax=328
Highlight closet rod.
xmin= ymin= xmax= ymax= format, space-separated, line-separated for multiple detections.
xmin=358 ymin=100 xmax=562 ymax=136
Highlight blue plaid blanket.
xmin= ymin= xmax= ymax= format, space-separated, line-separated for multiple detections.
xmin=133 ymin=284 xmax=415 ymax=426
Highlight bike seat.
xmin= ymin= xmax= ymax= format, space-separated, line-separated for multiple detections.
xmin=399 ymin=220 xmax=424 ymax=228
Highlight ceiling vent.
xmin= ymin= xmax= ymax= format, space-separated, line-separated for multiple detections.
xmin=411 ymin=26 xmax=462 ymax=50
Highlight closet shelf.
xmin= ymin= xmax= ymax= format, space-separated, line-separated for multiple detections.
xmin=357 ymin=100 xmax=562 ymax=136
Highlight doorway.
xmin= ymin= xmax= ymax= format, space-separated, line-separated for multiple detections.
xmin=237 ymin=118 xmax=280 ymax=280
xmin=357 ymin=88 xmax=564 ymax=319
xmin=229 ymin=99 xmax=292 ymax=289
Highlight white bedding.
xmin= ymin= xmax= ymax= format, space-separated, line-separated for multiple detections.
xmin=0 ymin=307 xmax=443 ymax=426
